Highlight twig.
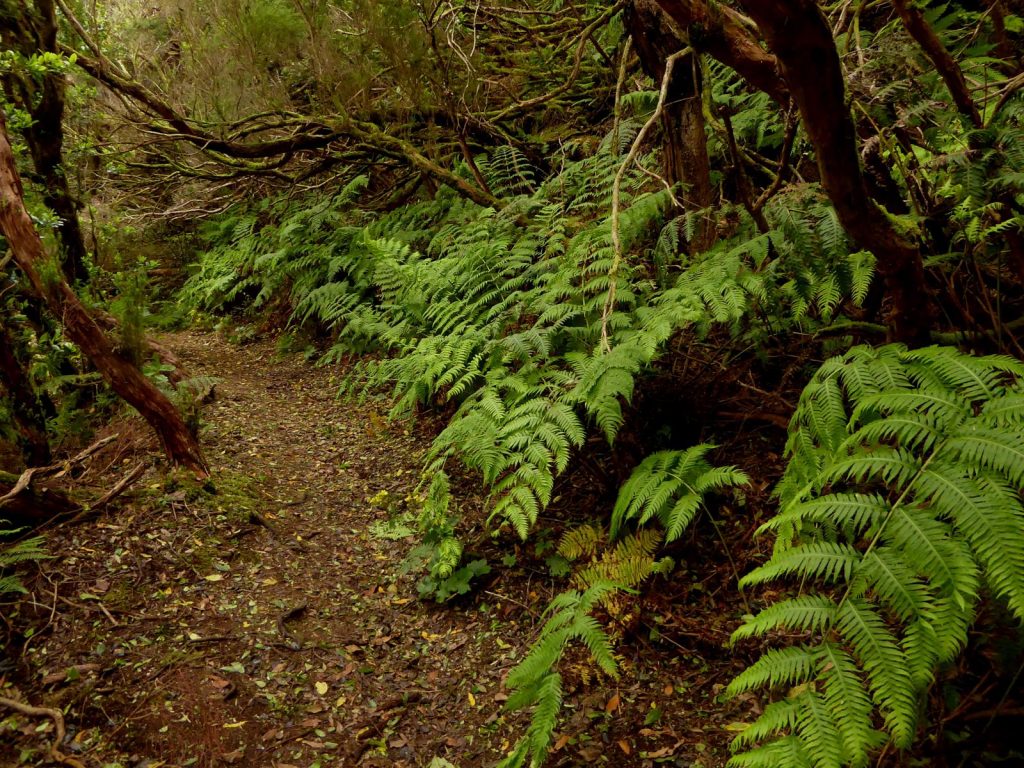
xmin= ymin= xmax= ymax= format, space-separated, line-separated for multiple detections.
xmin=89 ymin=462 xmax=146 ymax=511
xmin=611 ymin=37 xmax=633 ymax=157
xmin=601 ymin=47 xmax=691 ymax=353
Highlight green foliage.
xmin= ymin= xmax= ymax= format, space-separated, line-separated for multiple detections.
xmin=186 ymin=149 xmax=871 ymax=544
xmin=728 ymin=344 xmax=1024 ymax=768
xmin=497 ymin=582 xmax=621 ymax=768
xmin=0 ymin=523 xmax=47 ymax=597
xmin=611 ymin=445 xmax=749 ymax=541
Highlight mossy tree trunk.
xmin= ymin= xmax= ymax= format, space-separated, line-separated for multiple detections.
xmin=0 ymin=0 xmax=90 ymax=283
xmin=626 ymin=0 xmax=716 ymax=253
xmin=0 ymin=312 xmax=50 ymax=466
xmin=0 ymin=109 xmax=208 ymax=476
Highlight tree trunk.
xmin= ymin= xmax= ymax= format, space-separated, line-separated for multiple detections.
xmin=738 ymin=0 xmax=935 ymax=346
xmin=627 ymin=0 xmax=716 ymax=252
xmin=0 ymin=0 xmax=89 ymax=282
xmin=0 ymin=109 xmax=208 ymax=476
xmin=0 ymin=314 xmax=51 ymax=466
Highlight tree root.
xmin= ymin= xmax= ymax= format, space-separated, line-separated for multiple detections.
xmin=0 ymin=695 xmax=86 ymax=767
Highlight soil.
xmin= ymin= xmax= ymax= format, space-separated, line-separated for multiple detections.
xmin=0 ymin=331 xmax=772 ymax=768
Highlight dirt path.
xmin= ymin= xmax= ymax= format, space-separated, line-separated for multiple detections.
xmin=6 ymin=332 xmax=523 ymax=767
xmin=4 ymin=331 xmax=750 ymax=768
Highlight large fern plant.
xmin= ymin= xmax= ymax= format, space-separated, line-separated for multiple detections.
xmin=728 ymin=344 xmax=1024 ymax=768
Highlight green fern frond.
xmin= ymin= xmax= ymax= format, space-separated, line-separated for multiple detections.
xmin=730 ymin=344 xmax=1024 ymax=768
xmin=611 ymin=445 xmax=748 ymax=541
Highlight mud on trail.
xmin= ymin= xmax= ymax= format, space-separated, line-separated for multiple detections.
xmin=1 ymin=332 xmax=756 ymax=768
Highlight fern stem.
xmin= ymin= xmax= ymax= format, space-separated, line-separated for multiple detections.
xmin=706 ymin=510 xmax=752 ymax=614
xmin=833 ymin=444 xmax=943 ymax=621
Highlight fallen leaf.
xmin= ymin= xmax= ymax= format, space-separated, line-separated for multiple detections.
xmin=605 ymin=693 xmax=620 ymax=714
xmin=314 ymin=681 xmax=329 ymax=695
xmin=642 ymin=740 xmax=684 ymax=759
xmin=617 ymin=739 xmax=631 ymax=755
xmin=552 ymin=733 xmax=571 ymax=752
xmin=577 ymin=745 xmax=603 ymax=761
xmin=204 ymin=574 xmax=224 ymax=582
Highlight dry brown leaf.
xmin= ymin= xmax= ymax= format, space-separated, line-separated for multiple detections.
xmin=605 ymin=693 xmax=620 ymax=714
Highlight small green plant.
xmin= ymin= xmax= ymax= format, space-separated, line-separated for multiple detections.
xmin=0 ymin=523 xmax=47 ymax=596
xmin=404 ymin=472 xmax=491 ymax=602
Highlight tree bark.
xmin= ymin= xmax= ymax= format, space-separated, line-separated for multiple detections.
xmin=0 ymin=313 xmax=50 ymax=466
xmin=892 ymin=0 xmax=982 ymax=129
xmin=652 ymin=0 xmax=789 ymax=106
xmin=0 ymin=0 xmax=89 ymax=282
xmin=738 ymin=0 xmax=935 ymax=346
xmin=0 ymin=109 xmax=208 ymax=476
xmin=627 ymin=0 xmax=716 ymax=252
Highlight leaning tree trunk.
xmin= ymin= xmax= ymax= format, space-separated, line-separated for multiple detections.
xmin=0 ymin=109 xmax=208 ymax=476
xmin=0 ymin=0 xmax=89 ymax=282
xmin=738 ymin=0 xmax=936 ymax=346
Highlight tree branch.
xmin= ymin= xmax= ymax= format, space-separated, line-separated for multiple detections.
xmin=739 ymin=0 xmax=935 ymax=344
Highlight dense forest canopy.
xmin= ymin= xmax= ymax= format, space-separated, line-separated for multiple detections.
xmin=2 ymin=1 xmax=1024 ymax=766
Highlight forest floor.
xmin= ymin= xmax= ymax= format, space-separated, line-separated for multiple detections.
xmin=1 ymin=330 xmax=769 ymax=768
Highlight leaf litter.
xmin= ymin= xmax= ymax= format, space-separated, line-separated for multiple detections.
xmin=1 ymin=331 xmax=763 ymax=767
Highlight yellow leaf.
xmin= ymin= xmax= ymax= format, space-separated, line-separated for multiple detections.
xmin=315 ymin=681 xmax=329 ymax=695
xmin=203 ymin=574 xmax=223 ymax=582
xmin=468 ymin=691 xmax=476 ymax=707
xmin=222 ymin=721 xmax=247 ymax=729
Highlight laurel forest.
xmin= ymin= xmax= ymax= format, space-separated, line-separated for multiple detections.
xmin=1 ymin=0 xmax=1024 ymax=766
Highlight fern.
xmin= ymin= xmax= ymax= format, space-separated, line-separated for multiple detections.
xmin=611 ymin=445 xmax=749 ymax=541
xmin=498 ymin=582 xmax=621 ymax=768
xmin=728 ymin=344 xmax=1024 ymax=768
xmin=0 ymin=523 xmax=46 ymax=596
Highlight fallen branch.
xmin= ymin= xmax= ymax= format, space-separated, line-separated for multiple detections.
xmin=89 ymin=462 xmax=147 ymax=512
xmin=0 ymin=695 xmax=85 ymax=768
xmin=0 ymin=435 xmax=118 ymax=508
xmin=41 ymin=663 xmax=104 ymax=686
